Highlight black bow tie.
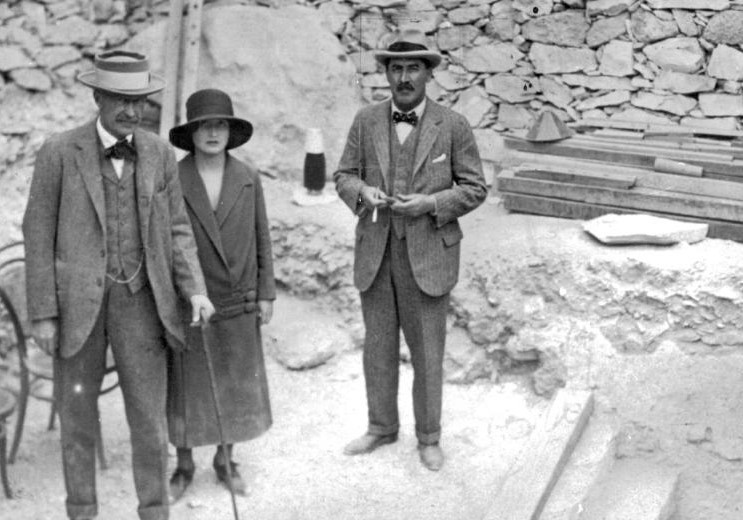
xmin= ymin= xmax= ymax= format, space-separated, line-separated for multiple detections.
xmin=104 ymin=139 xmax=137 ymax=162
xmin=393 ymin=110 xmax=418 ymax=126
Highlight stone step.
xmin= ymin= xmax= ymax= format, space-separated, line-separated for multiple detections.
xmin=576 ymin=458 xmax=679 ymax=520
xmin=539 ymin=418 xmax=619 ymax=520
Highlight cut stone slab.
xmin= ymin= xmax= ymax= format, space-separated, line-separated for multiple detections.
xmin=649 ymin=0 xmax=728 ymax=8
xmin=530 ymin=43 xmax=596 ymax=74
xmin=583 ymin=213 xmax=709 ymax=245
xmin=599 ymin=40 xmax=634 ymax=76
xmin=707 ymin=44 xmax=743 ymax=81
xmin=521 ymin=10 xmax=590 ymax=47
xmin=631 ymin=91 xmax=696 ymax=116
xmin=703 ymin=10 xmax=743 ymax=45
xmin=698 ymin=93 xmax=743 ymax=116
xmin=643 ymin=37 xmax=704 ymax=73
xmin=586 ymin=13 xmax=628 ymax=47
xmin=577 ymin=459 xmax=679 ymax=520
xmin=540 ymin=419 xmax=618 ymax=520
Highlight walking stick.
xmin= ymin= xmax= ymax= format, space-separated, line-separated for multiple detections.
xmin=195 ymin=318 xmax=240 ymax=520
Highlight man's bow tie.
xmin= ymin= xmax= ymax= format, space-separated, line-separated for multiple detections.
xmin=104 ymin=139 xmax=137 ymax=162
xmin=392 ymin=110 xmax=418 ymax=126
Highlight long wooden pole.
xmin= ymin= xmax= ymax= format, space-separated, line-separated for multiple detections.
xmin=159 ymin=0 xmax=184 ymax=138
xmin=178 ymin=0 xmax=204 ymax=125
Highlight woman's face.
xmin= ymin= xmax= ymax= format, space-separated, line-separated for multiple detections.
xmin=193 ymin=118 xmax=230 ymax=156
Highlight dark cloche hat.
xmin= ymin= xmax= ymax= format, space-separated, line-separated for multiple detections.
xmin=169 ymin=88 xmax=254 ymax=152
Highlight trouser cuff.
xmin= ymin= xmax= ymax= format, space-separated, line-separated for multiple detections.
xmin=367 ymin=424 xmax=399 ymax=437
xmin=138 ymin=504 xmax=168 ymax=520
xmin=416 ymin=429 xmax=441 ymax=445
xmin=66 ymin=501 xmax=98 ymax=519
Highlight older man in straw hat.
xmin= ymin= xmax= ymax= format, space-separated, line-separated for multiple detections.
xmin=334 ymin=28 xmax=487 ymax=471
xmin=23 ymin=50 xmax=214 ymax=520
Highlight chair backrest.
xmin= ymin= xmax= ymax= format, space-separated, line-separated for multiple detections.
xmin=0 ymin=253 xmax=29 ymax=339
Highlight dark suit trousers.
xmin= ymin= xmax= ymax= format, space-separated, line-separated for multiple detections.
xmin=55 ymin=283 xmax=169 ymax=520
xmin=360 ymin=231 xmax=449 ymax=445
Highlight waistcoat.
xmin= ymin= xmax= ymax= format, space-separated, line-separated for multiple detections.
xmin=100 ymin=151 xmax=146 ymax=293
xmin=388 ymin=115 xmax=421 ymax=239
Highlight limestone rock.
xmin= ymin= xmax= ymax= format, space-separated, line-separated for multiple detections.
xmin=575 ymin=90 xmax=630 ymax=110
xmin=498 ymin=103 xmax=534 ymax=129
xmin=91 ymin=0 xmax=117 ymax=22
xmin=34 ymin=45 xmax=81 ymax=70
xmin=0 ymin=46 xmax=32 ymax=72
xmin=654 ymin=70 xmax=715 ymax=94
xmin=451 ymin=86 xmax=493 ymax=127
xmin=317 ymin=1 xmax=354 ymax=35
xmin=96 ymin=23 xmax=130 ymax=49
xmin=351 ymin=10 xmax=387 ymax=49
xmin=485 ymin=73 xmax=540 ymax=103
xmin=698 ymin=93 xmax=743 ymax=116
xmin=631 ymin=91 xmax=696 ymax=115
xmin=21 ymin=0 xmax=46 ymax=31
xmin=643 ymin=37 xmax=704 ymax=73
xmin=680 ymin=116 xmax=737 ymax=130
xmin=513 ymin=0 xmax=554 ymax=18
xmin=610 ymin=106 xmax=674 ymax=124
xmin=529 ymin=43 xmax=596 ymax=74
xmin=449 ymin=4 xmax=490 ymax=24
xmin=389 ymin=0 xmax=443 ymax=34
xmin=562 ymin=73 xmax=634 ymax=90
xmin=42 ymin=15 xmax=99 ymax=47
xmin=462 ymin=43 xmax=524 ymax=73
xmin=703 ymin=10 xmax=743 ymax=45
xmin=599 ymin=40 xmax=633 ymax=76
xmin=437 ymin=24 xmax=480 ymax=51
xmin=521 ymin=10 xmax=589 ymax=47
xmin=648 ymin=0 xmax=728 ymax=8
xmin=586 ymin=13 xmax=628 ymax=48
xmin=46 ymin=0 xmax=85 ymax=20
xmin=586 ymin=0 xmax=633 ymax=17
xmin=6 ymin=26 xmax=43 ymax=56
xmin=352 ymin=0 xmax=407 ymax=7
xmin=443 ymin=326 xmax=493 ymax=384
xmin=583 ymin=214 xmax=708 ymax=245
xmin=487 ymin=1 xmax=517 ymax=41
xmin=630 ymin=9 xmax=679 ymax=43
xmin=267 ymin=320 xmax=350 ymax=370
xmin=707 ymin=44 xmax=743 ymax=81
xmin=434 ymin=68 xmax=471 ymax=90
xmin=712 ymin=438 xmax=743 ymax=461
xmin=540 ymin=76 xmax=572 ymax=108
xmin=128 ymin=4 xmax=360 ymax=180
xmin=672 ymin=9 xmax=699 ymax=37
xmin=473 ymin=128 xmax=505 ymax=162
xmin=10 ymin=68 xmax=52 ymax=92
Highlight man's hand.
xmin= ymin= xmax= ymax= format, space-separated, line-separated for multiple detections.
xmin=390 ymin=193 xmax=436 ymax=217
xmin=31 ymin=318 xmax=58 ymax=356
xmin=258 ymin=300 xmax=273 ymax=325
xmin=359 ymin=186 xmax=391 ymax=210
xmin=190 ymin=294 xmax=215 ymax=325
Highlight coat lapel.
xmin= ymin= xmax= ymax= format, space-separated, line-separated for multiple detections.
xmin=179 ymin=154 xmax=228 ymax=266
xmin=74 ymin=121 xmax=106 ymax=231
xmin=134 ymin=128 xmax=156 ymax=242
xmin=215 ymin=155 xmax=250 ymax=228
xmin=413 ymin=98 xmax=442 ymax=177
xmin=371 ymin=101 xmax=391 ymax=191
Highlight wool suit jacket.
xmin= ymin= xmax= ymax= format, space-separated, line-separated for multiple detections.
xmin=334 ymin=98 xmax=487 ymax=297
xmin=22 ymin=119 xmax=207 ymax=358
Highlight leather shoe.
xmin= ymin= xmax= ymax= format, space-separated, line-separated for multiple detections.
xmin=168 ymin=466 xmax=194 ymax=504
xmin=213 ymin=458 xmax=247 ymax=496
xmin=418 ymin=443 xmax=444 ymax=471
xmin=343 ymin=433 xmax=398 ymax=455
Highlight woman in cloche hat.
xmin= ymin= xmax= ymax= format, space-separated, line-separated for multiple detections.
xmin=166 ymin=88 xmax=276 ymax=502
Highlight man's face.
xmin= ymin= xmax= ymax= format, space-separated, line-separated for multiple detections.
xmin=94 ymin=90 xmax=146 ymax=139
xmin=386 ymin=58 xmax=432 ymax=112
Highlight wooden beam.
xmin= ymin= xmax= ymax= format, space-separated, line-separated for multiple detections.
xmin=497 ymin=169 xmax=743 ymax=221
xmin=568 ymin=118 xmax=743 ymax=138
xmin=513 ymin=167 xmax=636 ymax=189
xmin=177 ymin=0 xmax=204 ymax=125
xmin=500 ymin=193 xmax=743 ymax=242
xmin=483 ymin=390 xmax=594 ymax=520
xmin=158 ymin=0 xmax=184 ymax=138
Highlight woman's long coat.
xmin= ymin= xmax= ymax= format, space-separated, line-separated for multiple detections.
xmin=167 ymin=153 xmax=276 ymax=447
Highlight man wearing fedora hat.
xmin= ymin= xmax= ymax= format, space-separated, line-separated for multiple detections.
xmin=334 ymin=27 xmax=487 ymax=471
xmin=23 ymin=50 xmax=215 ymax=520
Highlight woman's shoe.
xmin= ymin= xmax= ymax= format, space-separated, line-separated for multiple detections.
xmin=213 ymin=457 xmax=247 ymax=496
xmin=169 ymin=466 xmax=195 ymax=503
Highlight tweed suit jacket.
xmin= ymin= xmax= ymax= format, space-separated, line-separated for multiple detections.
xmin=22 ymin=119 xmax=207 ymax=358
xmin=334 ymin=98 xmax=487 ymax=297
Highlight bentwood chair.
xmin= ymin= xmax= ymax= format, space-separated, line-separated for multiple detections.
xmin=0 ymin=241 xmax=118 ymax=469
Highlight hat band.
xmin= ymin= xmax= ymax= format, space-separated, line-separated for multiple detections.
xmin=388 ymin=41 xmax=428 ymax=53
xmin=95 ymin=68 xmax=150 ymax=91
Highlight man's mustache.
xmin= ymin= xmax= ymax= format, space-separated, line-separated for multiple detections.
xmin=397 ymin=83 xmax=414 ymax=92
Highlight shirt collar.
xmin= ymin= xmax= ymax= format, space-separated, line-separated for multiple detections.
xmin=96 ymin=118 xmax=132 ymax=149
xmin=391 ymin=97 xmax=426 ymax=118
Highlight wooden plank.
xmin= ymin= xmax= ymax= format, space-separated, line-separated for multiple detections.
xmin=504 ymin=136 xmax=743 ymax=178
xmin=158 ymin=0 xmax=184 ymax=138
xmin=483 ymin=390 xmax=594 ymax=520
xmin=569 ymin=118 xmax=743 ymax=138
xmin=177 ymin=0 xmax=204 ymax=125
xmin=497 ymin=169 xmax=743 ymax=221
xmin=653 ymin=158 xmax=703 ymax=177
xmin=513 ymin=167 xmax=636 ymax=189
xmin=506 ymin=151 xmax=743 ymax=201
xmin=499 ymin=193 xmax=743 ymax=242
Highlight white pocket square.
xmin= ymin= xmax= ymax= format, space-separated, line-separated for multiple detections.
xmin=432 ymin=153 xmax=447 ymax=164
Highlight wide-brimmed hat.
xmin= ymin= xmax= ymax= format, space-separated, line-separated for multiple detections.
xmin=78 ymin=50 xmax=165 ymax=96
xmin=169 ymin=89 xmax=253 ymax=152
xmin=374 ymin=27 xmax=442 ymax=69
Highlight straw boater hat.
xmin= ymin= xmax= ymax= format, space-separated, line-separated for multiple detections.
xmin=169 ymin=89 xmax=253 ymax=152
xmin=78 ymin=50 xmax=165 ymax=96
xmin=374 ymin=27 xmax=442 ymax=69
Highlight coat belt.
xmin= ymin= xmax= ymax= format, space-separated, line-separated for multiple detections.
xmin=211 ymin=291 xmax=258 ymax=322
